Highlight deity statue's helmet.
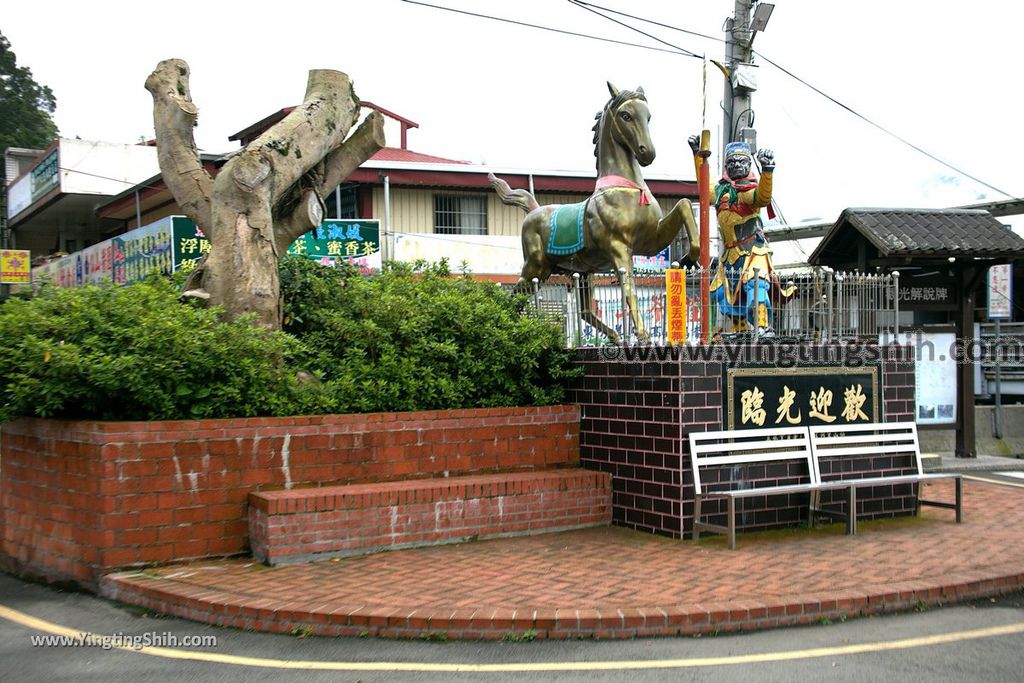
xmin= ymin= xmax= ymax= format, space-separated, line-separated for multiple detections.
xmin=724 ymin=141 xmax=755 ymax=182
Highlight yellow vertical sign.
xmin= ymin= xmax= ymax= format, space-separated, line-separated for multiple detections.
xmin=1 ymin=249 xmax=31 ymax=284
xmin=666 ymin=268 xmax=686 ymax=344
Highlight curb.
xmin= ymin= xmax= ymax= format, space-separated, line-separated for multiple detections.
xmin=99 ymin=571 xmax=1024 ymax=641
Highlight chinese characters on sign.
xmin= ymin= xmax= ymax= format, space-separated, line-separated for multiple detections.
xmin=173 ymin=218 xmax=382 ymax=273
xmin=0 ymin=249 xmax=31 ymax=284
xmin=30 ymin=150 xmax=60 ymax=202
xmin=726 ymin=366 xmax=879 ymax=430
xmin=987 ymin=264 xmax=1012 ymax=320
xmin=896 ymin=275 xmax=957 ymax=310
xmin=666 ymin=268 xmax=687 ymax=344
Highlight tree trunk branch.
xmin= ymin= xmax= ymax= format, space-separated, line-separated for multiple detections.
xmin=274 ymin=111 xmax=386 ymax=253
xmin=245 ymin=69 xmax=361 ymax=206
xmin=145 ymin=59 xmax=212 ymax=232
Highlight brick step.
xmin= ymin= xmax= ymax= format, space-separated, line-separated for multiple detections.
xmin=248 ymin=468 xmax=611 ymax=565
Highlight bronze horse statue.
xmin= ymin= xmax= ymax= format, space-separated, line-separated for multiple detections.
xmin=489 ymin=82 xmax=698 ymax=342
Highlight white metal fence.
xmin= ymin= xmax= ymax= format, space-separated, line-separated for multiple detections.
xmin=506 ymin=268 xmax=900 ymax=347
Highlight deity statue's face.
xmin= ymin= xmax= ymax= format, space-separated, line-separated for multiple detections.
xmin=725 ymin=154 xmax=752 ymax=181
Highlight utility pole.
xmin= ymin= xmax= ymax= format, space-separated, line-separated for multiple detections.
xmin=722 ymin=1 xmax=773 ymax=155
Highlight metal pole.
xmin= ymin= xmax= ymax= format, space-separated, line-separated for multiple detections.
xmin=382 ymin=175 xmax=392 ymax=263
xmin=723 ymin=1 xmax=754 ymax=154
xmin=531 ymin=277 xmax=541 ymax=314
xmin=995 ymin=318 xmax=1003 ymax=439
xmin=571 ymin=273 xmax=582 ymax=346
xmin=752 ymin=267 xmax=760 ymax=344
xmin=698 ymin=131 xmax=711 ymax=344
xmin=892 ymin=271 xmax=900 ymax=341
xmin=134 ymin=189 xmax=142 ymax=230
xmin=618 ymin=267 xmax=630 ymax=343
xmin=826 ymin=271 xmax=834 ymax=345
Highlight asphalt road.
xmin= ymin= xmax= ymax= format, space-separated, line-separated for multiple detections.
xmin=2 ymin=570 xmax=1024 ymax=683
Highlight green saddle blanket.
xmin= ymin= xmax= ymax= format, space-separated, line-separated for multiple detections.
xmin=547 ymin=201 xmax=587 ymax=256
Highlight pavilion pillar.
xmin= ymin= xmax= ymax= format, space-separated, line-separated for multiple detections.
xmin=955 ymin=267 xmax=977 ymax=458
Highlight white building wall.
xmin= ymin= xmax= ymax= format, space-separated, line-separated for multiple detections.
xmin=58 ymin=139 xmax=159 ymax=195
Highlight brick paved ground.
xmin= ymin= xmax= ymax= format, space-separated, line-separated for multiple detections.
xmin=101 ymin=479 xmax=1024 ymax=640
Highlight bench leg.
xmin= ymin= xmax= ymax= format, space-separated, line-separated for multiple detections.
xmin=847 ymin=487 xmax=857 ymax=535
xmin=728 ymin=497 xmax=737 ymax=550
xmin=808 ymin=489 xmax=819 ymax=528
xmin=956 ymin=477 xmax=963 ymax=524
xmin=693 ymin=496 xmax=702 ymax=542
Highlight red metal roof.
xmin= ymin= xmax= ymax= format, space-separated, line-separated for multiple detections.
xmin=370 ymin=147 xmax=470 ymax=164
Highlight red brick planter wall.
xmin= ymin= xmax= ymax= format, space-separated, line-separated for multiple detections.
xmin=566 ymin=344 xmax=915 ymax=538
xmin=0 ymin=405 xmax=579 ymax=589
xmin=248 ymin=470 xmax=611 ymax=564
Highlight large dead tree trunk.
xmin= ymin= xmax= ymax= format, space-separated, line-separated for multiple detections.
xmin=145 ymin=59 xmax=385 ymax=329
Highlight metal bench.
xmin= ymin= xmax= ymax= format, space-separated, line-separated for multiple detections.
xmin=808 ymin=422 xmax=963 ymax=534
xmin=689 ymin=426 xmax=821 ymax=549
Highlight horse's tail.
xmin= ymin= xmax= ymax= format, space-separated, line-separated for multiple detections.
xmin=488 ymin=172 xmax=539 ymax=213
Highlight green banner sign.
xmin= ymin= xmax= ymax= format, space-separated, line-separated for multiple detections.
xmin=172 ymin=217 xmax=381 ymax=273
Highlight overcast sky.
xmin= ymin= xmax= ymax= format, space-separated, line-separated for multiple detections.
xmin=4 ymin=0 xmax=1022 ymax=232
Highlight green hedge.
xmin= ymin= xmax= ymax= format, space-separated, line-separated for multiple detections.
xmin=280 ymin=258 xmax=575 ymax=414
xmin=0 ymin=276 xmax=325 ymax=421
xmin=0 ymin=260 xmax=574 ymax=421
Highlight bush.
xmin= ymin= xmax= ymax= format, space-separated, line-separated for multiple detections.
xmin=0 ymin=276 xmax=324 ymax=421
xmin=280 ymin=257 xmax=576 ymax=414
xmin=0 ymin=260 xmax=575 ymax=421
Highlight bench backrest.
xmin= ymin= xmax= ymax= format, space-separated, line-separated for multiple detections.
xmin=808 ymin=422 xmax=923 ymax=478
xmin=688 ymin=426 xmax=815 ymax=495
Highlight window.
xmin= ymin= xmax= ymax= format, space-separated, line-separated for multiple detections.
xmin=324 ymin=184 xmax=359 ymax=219
xmin=434 ymin=193 xmax=487 ymax=235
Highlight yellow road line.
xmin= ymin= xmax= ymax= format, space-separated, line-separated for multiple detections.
xmin=964 ymin=474 xmax=1024 ymax=490
xmin=3 ymin=602 xmax=1024 ymax=672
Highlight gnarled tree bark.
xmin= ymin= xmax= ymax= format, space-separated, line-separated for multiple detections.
xmin=146 ymin=59 xmax=385 ymax=330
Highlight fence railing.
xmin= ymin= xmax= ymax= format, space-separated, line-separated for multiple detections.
xmin=506 ymin=267 xmax=900 ymax=347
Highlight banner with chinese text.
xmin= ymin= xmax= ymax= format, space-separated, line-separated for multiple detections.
xmin=0 ymin=249 xmax=31 ymax=284
xmin=173 ymin=217 xmax=381 ymax=272
xmin=725 ymin=365 xmax=879 ymax=430
xmin=987 ymin=264 xmax=1012 ymax=320
xmin=666 ymin=268 xmax=686 ymax=344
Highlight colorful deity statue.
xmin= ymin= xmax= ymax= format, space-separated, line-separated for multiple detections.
xmin=689 ymin=137 xmax=793 ymax=336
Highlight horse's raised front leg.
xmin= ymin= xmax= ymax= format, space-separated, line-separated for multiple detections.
xmin=577 ymin=274 xmax=621 ymax=344
xmin=659 ymin=199 xmax=700 ymax=263
xmin=608 ymin=246 xmax=649 ymax=343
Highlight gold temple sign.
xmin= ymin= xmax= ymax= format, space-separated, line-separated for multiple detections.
xmin=726 ymin=366 xmax=880 ymax=430
xmin=666 ymin=268 xmax=687 ymax=344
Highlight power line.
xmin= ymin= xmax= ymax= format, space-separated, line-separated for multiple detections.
xmin=751 ymin=50 xmax=1016 ymax=200
xmin=566 ymin=0 xmax=701 ymax=58
xmin=570 ymin=0 xmax=724 ymax=44
xmin=543 ymin=2 xmax=1018 ymax=202
xmin=399 ymin=0 xmax=698 ymax=59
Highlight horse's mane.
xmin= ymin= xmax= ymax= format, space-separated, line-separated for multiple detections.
xmin=592 ymin=88 xmax=647 ymax=171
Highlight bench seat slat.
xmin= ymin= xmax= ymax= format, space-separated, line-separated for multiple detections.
xmin=809 ymin=423 xmax=915 ymax=434
xmin=812 ymin=445 xmax=916 ymax=458
xmin=811 ymin=433 xmax=916 ymax=446
xmin=692 ymin=426 xmax=809 ymax=441
xmin=700 ymin=483 xmax=817 ymax=499
xmin=820 ymin=473 xmax=957 ymax=487
xmin=696 ymin=449 xmax=817 ymax=467
xmin=692 ymin=438 xmax=809 ymax=454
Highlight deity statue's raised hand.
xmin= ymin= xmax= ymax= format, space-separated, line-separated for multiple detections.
xmin=756 ymin=148 xmax=775 ymax=172
xmin=687 ymin=134 xmax=700 ymax=156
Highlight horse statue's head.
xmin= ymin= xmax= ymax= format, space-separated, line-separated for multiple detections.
xmin=593 ymin=82 xmax=655 ymax=168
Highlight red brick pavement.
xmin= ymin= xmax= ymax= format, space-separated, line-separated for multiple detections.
xmin=100 ymin=480 xmax=1024 ymax=640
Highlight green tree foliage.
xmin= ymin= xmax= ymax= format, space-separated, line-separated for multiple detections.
xmin=0 ymin=31 xmax=58 ymax=151
xmin=0 ymin=261 xmax=576 ymax=421
xmin=280 ymin=257 xmax=576 ymax=414
xmin=0 ymin=276 xmax=325 ymax=421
